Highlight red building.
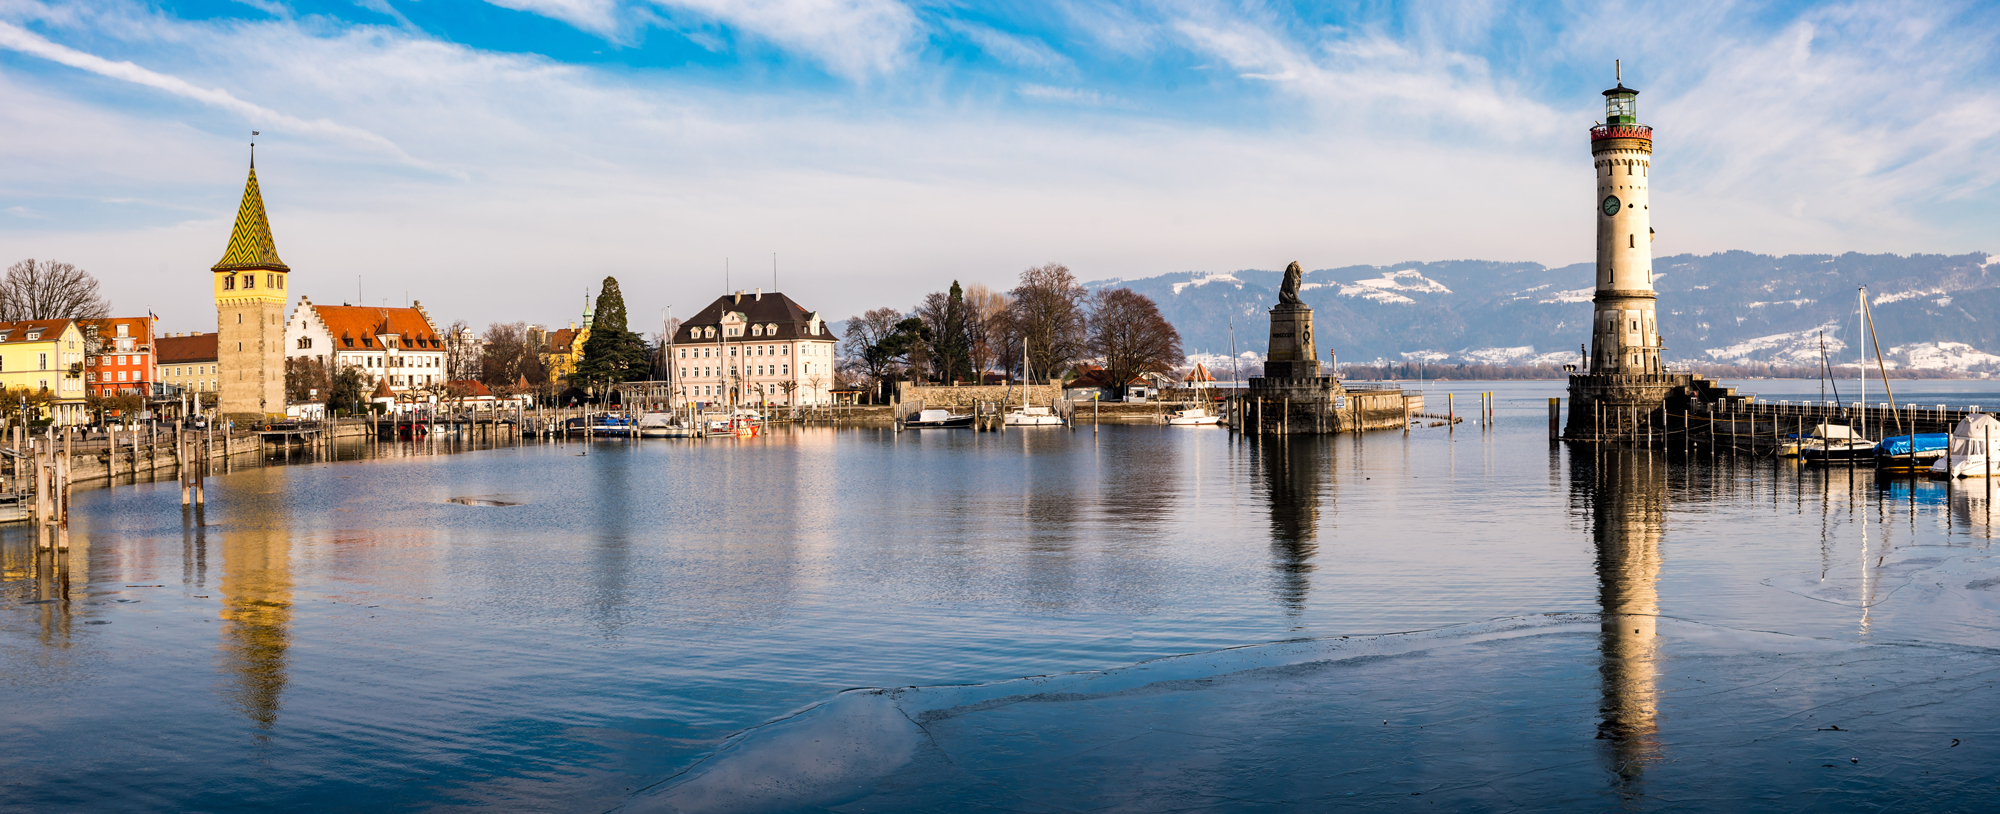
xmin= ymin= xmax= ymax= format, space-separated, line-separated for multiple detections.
xmin=83 ymin=317 xmax=157 ymax=398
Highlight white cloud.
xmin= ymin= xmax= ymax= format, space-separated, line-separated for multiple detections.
xmin=483 ymin=0 xmax=621 ymax=38
xmin=646 ymin=0 xmax=920 ymax=79
xmin=941 ymin=18 xmax=1072 ymax=75
xmin=1017 ymin=83 xmax=1121 ymax=107
xmin=0 ymin=19 xmax=424 ymax=166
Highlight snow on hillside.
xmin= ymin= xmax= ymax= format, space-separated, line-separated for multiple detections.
xmin=1337 ymin=270 xmax=1452 ymax=305
xmin=1539 ymin=287 xmax=1593 ymax=304
xmin=1171 ymin=272 xmax=1244 ymax=295
xmin=1704 ymin=322 xmax=1847 ymax=365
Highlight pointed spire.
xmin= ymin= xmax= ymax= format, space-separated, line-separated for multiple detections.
xmin=211 ymin=165 xmax=288 ymax=272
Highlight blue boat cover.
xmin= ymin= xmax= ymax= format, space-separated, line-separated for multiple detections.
xmin=1879 ymin=433 xmax=1950 ymax=456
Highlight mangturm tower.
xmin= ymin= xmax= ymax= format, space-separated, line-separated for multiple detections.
xmin=212 ymin=151 xmax=291 ymax=422
xmin=1566 ymin=66 xmax=1701 ymax=440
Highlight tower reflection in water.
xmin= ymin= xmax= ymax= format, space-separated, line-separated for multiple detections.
xmin=217 ymin=481 xmax=293 ymax=733
xmin=1571 ymin=447 xmax=1664 ymax=792
xmin=1257 ymin=437 xmax=1324 ymax=616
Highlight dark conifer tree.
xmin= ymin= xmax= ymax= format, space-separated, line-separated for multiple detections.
xmin=574 ymin=276 xmax=650 ymax=393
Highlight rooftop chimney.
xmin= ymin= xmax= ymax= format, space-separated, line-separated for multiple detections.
xmin=755 ymin=288 xmax=762 ymax=300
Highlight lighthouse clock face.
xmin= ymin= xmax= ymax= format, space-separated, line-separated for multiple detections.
xmin=1602 ymin=195 xmax=1622 ymax=216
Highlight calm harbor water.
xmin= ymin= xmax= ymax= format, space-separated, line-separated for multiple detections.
xmin=4 ymin=380 xmax=1999 ymax=812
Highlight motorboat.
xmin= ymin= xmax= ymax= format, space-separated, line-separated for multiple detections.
xmin=1875 ymin=432 xmax=1949 ymax=474
xmin=1002 ymin=405 xmax=1063 ymax=426
xmin=1795 ymin=423 xmax=1875 ymax=464
xmin=638 ymin=411 xmax=699 ymax=438
xmin=905 ymin=408 xmax=973 ymax=429
xmin=1929 ymin=413 xmax=2000 ymax=479
xmin=1164 ymin=407 xmax=1220 ymax=426
xmin=588 ymin=414 xmax=637 ymax=437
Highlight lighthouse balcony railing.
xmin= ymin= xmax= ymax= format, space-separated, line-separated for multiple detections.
xmin=1590 ymin=124 xmax=1652 ymax=141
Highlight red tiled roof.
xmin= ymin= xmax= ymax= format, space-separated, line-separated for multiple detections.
xmin=81 ymin=317 xmax=153 ymax=344
xmin=157 ymin=332 xmax=218 ymax=364
xmin=447 ymin=380 xmax=493 ymax=397
xmin=0 ymin=319 xmax=75 ymax=345
xmin=546 ymin=328 xmax=580 ymax=352
xmin=307 ymin=304 xmax=440 ymax=350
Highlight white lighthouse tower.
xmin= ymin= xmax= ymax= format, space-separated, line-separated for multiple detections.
xmin=1565 ymin=64 xmax=1709 ymax=442
xmin=1589 ymin=67 xmax=1659 ymax=375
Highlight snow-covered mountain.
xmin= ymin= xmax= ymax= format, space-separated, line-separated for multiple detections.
xmin=1089 ymin=251 xmax=2000 ymax=373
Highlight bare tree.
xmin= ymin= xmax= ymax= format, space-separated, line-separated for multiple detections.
xmin=442 ymin=320 xmax=477 ymax=381
xmin=964 ymin=283 xmax=1012 ymax=380
xmin=480 ymin=322 xmax=541 ymax=388
xmin=1010 ymin=263 xmax=1087 ymax=380
xmin=1088 ymin=287 xmax=1183 ymax=397
xmin=3 ymin=259 xmax=111 ymax=323
xmin=839 ymin=307 xmax=907 ymax=401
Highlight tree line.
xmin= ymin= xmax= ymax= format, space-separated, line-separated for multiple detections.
xmin=838 ymin=263 xmax=1183 ymax=402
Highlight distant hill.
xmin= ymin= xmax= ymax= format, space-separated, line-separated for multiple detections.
xmin=1086 ymin=251 xmax=2000 ymax=374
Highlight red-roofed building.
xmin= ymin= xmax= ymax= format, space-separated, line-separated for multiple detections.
xmin=284 ymin=295 xmax=446 ymax=398
xmin=157 ymin=332 xmax=220 ymax=399
xmin=81 ymin=317 xmax=157 ymax=399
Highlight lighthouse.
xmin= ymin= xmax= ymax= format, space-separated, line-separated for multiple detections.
xmin=1564 ymin=65 xmax=1712 ymax=442
xmin=1589 ymin=71 xmax=1658 ymax=375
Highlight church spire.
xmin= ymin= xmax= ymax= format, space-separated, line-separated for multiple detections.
xmin=211 ymin=163 xmax=288 ymax=272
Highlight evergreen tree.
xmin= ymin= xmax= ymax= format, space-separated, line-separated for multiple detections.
xmin=940 ymin=281 xmax=973 ymax=383
xmin=573 ymin=276 xmax=650 ymax=392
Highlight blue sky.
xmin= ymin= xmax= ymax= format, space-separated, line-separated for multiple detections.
xmin=2 ymin=0 xmax=1996 ymax=332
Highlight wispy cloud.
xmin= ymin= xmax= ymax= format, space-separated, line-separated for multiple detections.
xmin=483 ymin=0 xmax=622 ymax=39
xmin=0 ymin=19 xmax=427 ymax=166
xmin=646 ymin=0 xmax=921 ymax=79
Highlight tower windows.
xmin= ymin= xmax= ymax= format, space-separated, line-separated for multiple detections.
xmin=243 ymin=274 xmax=255 ymax=289
xmin=237 ymin=313 xmax=243 ymax=324
xmin=223 ymin=276 xmax=235 ymax=291
xmin=1629 ymin=234 xmax=1636 ymax=248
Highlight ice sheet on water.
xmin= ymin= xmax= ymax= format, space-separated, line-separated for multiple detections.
xmin=1766 ymin=546 xmax=2000 ymax=616
xmin=624 ymin=614 xmax=2000 ymax=813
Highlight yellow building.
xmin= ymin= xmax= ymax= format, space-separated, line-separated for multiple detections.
xmin=0 ymin=318 xmax=88 ymax=425
xmin=213 ymin=158 xmax=292 ymax=421
xmin=535 ymin=299 xmax=593 ymax=383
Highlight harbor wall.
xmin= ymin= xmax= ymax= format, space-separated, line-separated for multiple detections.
xmin=898 ymin=381 xmax=1064 ymax=410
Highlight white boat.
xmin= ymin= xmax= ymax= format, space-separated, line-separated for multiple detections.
xmin=1781 ymin=423 xmax=1863 ymax=458
xmin=638 ymin=411 xmax=699 ymax=438
xmin=1164 ymin=407 xmax=1219 ymax=426
xmin=1001 ymin=337 xmax=1063 ymax=427
xmin=1003 ymin=405 xmax=1063 ymax=426
xmin=1929 ymin=413 xmax=2000 ymax=478
xmin=1797 ymin=423 xmax=1877 ymax=464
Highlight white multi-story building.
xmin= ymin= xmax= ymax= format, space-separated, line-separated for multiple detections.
xmin=285 ymin=296 xmax=448 ymax=398
xmin=672 ymin=289 xmax=838 ymax=408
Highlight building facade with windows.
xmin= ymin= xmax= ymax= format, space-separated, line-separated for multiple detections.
xmin=82 ymin=317 xmax=157 ymax=398
xmin=671 ymin=289 xmax=838 ymax=408
xmin=0 ymin=319 xmax=88 ymax=424
xmin=158 ymin=332 xmax=220 ymax=397
xmin=284 ymin=296 xmax=447 ymax=399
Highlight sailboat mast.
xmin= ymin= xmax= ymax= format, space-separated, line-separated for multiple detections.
xmin=1860 ymin=288 xmax=1903 ymax=436
xmin=1857 ymin=288 xmax=1866 ymax=437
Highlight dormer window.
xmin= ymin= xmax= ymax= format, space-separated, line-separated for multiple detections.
xmin=751 ymin=324 xmax=762 ymax=337
xmin=767 ymin=323 xmax=778 ymax=335
xmin=26 ymin=331 xmax=41 ymax=341
xmin=0 ymin=332 xmax=12 ymax=341
xmin=116 ymin=324 xmax=129 ymax=337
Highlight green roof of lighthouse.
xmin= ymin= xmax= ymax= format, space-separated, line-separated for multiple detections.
xmin=211 ymin=165 xmax=289 ymax=272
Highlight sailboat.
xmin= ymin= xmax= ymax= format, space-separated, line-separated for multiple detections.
xmin=1003 ymin=338 xmax=1063 ymax=426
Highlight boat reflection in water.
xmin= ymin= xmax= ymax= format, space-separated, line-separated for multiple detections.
xmin=218 ymin=477 xmax=294 ymax=734
xmin=1572 ymin=448 xmax=1665 ymax=795
xmin=1258 ymin=437 xmax=1323 ymax=617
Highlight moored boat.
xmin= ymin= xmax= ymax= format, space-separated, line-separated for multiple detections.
xmin=1002 ymin=405 xmax=1063 ymax=426
xmin=1164 ymin=407 xmax=1219 ymax=426
xmin=906 ymin=408 xmax=973 ymax=429
xmin=1798 ymin=423 xmax=1876 ymax=464
xmin=1929 ymin=413 xmax=2000 ymax=479
xmin=1875 ymin=432 xmax=1949 ymax=473
xmin=638 ymin=411 xmax=699 ymax=438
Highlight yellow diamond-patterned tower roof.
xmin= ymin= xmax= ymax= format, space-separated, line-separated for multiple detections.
xmin=211 ymin=167 xmax=289 ymax=272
